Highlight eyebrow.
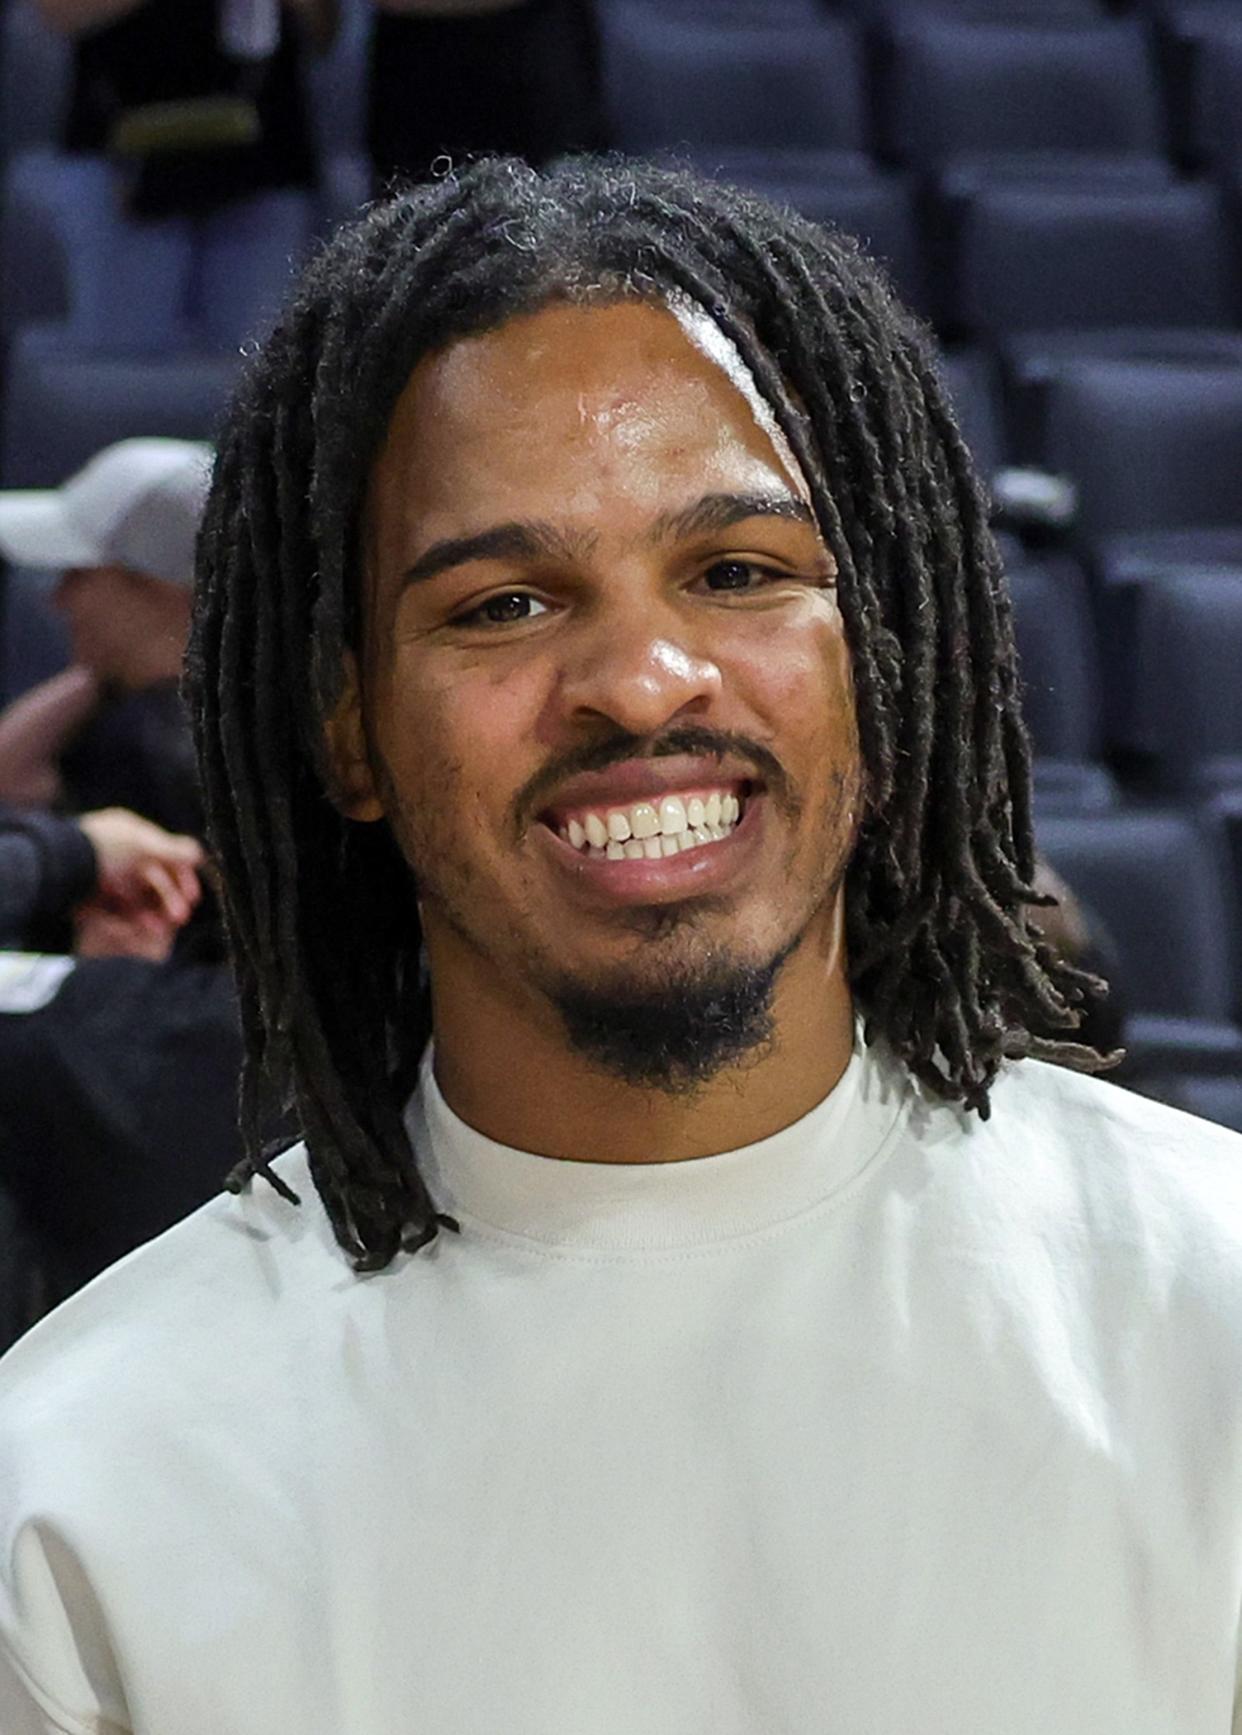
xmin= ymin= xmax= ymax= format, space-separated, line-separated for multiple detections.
xmin=397 ymin=490 xmax=817 ymax=591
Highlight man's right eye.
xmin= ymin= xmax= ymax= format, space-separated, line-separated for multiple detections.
xmin=456 ymin=592 xmax=549 ymax=628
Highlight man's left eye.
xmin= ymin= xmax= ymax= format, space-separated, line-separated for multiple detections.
xmin=701 ymin=560 xmax=779 ymax=593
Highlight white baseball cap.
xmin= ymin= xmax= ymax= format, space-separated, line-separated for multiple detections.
xmin=0 ymin=438 xmax=213 ymax=587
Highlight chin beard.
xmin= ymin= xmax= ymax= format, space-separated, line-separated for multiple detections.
xmin=549 ymin=936 xmax=798 ymax=1095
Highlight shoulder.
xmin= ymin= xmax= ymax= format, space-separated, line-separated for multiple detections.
xmin=0 ymin=1143 xmax=334 ymax=1423
xmin=917 ymin=1056 xmax=1242 ymax=1294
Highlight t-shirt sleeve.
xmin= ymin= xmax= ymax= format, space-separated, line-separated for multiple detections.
xmin=0 ymin=1638 xmax=105 ymax=1735
xmin=0 ymin=1517 xmax=129 ymax=1735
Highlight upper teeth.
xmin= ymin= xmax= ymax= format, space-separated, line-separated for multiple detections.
xmin=561 ymin=789 xmax=742 ymax=855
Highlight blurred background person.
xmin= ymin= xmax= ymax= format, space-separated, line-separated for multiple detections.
xmin=0 ymin=438 xmax=210 ymax=922
xmin=30 ymin=0 xmax=336 ymax=351
xmin=0 ymin=436 xmax=251 ymax=1336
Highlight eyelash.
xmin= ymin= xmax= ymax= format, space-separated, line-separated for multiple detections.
xmin=450 ymin=561 xmax=805 ymax=630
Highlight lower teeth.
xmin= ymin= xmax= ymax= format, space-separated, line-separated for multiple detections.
xmin=592 ymin=823 xmax=735 ymax=861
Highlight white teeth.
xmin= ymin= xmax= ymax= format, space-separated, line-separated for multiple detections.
xmin=559 ymin=788 xmax=747 ymax=857
xmin=659 ymin=795 xmax=687 ymax=836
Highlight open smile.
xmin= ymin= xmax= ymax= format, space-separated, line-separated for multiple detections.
xmin=535 ymin=780 xmax=765 ymax=903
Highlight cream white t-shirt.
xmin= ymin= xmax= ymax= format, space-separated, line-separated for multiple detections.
xmin=2 ymin=1040 xmax=1242 ymax=1734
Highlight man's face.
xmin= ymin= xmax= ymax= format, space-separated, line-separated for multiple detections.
xmin=346 ymin=299 xmax=862 ymax=1067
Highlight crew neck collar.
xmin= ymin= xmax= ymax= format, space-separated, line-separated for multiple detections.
xmin=405 ymin=1031 xmax=914 ymax=1255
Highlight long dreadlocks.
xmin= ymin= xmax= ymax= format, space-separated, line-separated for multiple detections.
xmin=186 ymin=154 xmax=1103 ymax=1272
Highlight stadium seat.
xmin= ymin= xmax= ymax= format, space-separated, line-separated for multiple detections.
xmin=689 ymin=152 xmax=927 ymax=315
xmin=1128 ymin=572 xmax=1242 ymax=790
xmin=937 ymin=346 xmax=1007 ymax=476
xmin=1036 ymin=808 xmax=1242 ymax=1069
xmin=304 ymin=0 xmax=370 ymax=157
xmin=1030 ymin=759 xmax=1119 ymax=814
xmin=1168 ymin=1076 xmax=1242 ymax=1132
xmin=1007 ymin=559 xmax=1103 ymax=761
xmin=0 ymin=150 xmax=71 ymax=340
xmin=0 ymin=327 xmax=239 ymax=488
xmin=0 ymin=153 xmax=314 ymax=355
xmin=1189 ymin=28 xmax=1242 ymax=169
xmin=876 ymin=19 xmax=1168 ymax=167
xmin=1083 ymin=535 xmax=1242 ymax=755
xmin=602 ymin=14 xmax=869 ymax=153
xmin=1026 ymin=360 xmax=1242 ymax=543
xmin=1154 ymin=2 xmax=1242 ymax=167
xmin=948 ymin=181 xmax=1241 ymax=340
xmin=0 ymin=1 xmax=69 ymax=160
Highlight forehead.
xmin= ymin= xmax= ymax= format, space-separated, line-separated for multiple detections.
xmin=365 ymin=299 xmax=809 ymax=561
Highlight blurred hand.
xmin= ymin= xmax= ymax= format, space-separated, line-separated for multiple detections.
xmin=77 ymin=808 xmax=205 ymax=928
xmin=73 ymin=897 xmax=178 ymax=963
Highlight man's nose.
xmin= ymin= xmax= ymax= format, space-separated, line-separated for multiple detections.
xmin=558 ymin=613 xmax=723 ymax=737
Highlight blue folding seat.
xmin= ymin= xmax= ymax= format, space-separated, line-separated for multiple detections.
xmin=692 ymin=151 xmax=926 ymax=314
xmin=1154 ymin=2 xmax=1242 ymax=167
xmin=936 ymin=346 xmax=1007 ymax=476
xmin=1035 ymin=809 xmax=1242 ymax=1069
xmin=1127 ymin=571 xmax=1242 ymax=791
xmin=1162 ymin=1075 xmax=1242 ymax=1133
xmin=1007 ymin=560 xmax=1103 ymax=760
xmin=0 ymin=150 xmax=71 ymax=340
xmin=876 ymin=18 xmax=1168 ymax=170
xmin=1028 ymin=360 xmax=1242 ymax=544
xmin=1203 ymin=783 xmax=1242 ymax=1013
xmin=848 ymin=0 xmax=1100 ymax=16
xmin=603 ymin=14 xmax=868 ymax=155
xmin=304 ymin=0 xmax=369 ymax=157
xmin=1191 ymin=30 xmax=1242 ymax=169
xmin=949 ymin=181 xmax=1241 ymax=342
xmin=0 ymin=1 xmax=69 ymax=160
xmin=0 ymin=327 xmax=239 ymax=488
xmin=1007 ymin=557 xmax=1119 ymax=812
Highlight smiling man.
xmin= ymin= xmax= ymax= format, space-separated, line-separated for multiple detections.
xmin=2 ymin=157 xmax=1242 ymax=1735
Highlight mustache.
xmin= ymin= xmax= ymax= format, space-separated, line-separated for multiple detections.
xmin=516 ymin=724 xmax=796 ymax=828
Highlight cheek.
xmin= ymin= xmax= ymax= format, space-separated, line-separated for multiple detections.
xmin=729 ymin=601 xmax=858 ymax=761
xmin=373 ymin=652 xmax=547 ymax=837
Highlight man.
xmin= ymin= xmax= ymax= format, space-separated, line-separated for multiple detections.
xmin=2 ymin=158 xmax=1240 ymax=1733
xmin=0 ymin=440 xmax=246 ymax=1313
xmin=0 ymin=436 xmax=211 ymax=844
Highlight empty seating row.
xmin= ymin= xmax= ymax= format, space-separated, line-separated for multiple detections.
xmin=1011 ymin=560 xmax=1242 ymax=798
xmin=601 ymin=9 xmax=1242 ymax=176
xmin=1035 ymin=806 xmax=1242 ymax=1071
xmin=5 ymin=3 xmax=1241 ymax=174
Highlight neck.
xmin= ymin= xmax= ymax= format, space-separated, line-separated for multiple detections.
xmin=426 ymin=900 xmax=855 ymax=1163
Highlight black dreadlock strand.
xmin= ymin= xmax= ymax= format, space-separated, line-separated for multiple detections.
xmin=185 ymin=154 xmax=1107 ymax=1271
